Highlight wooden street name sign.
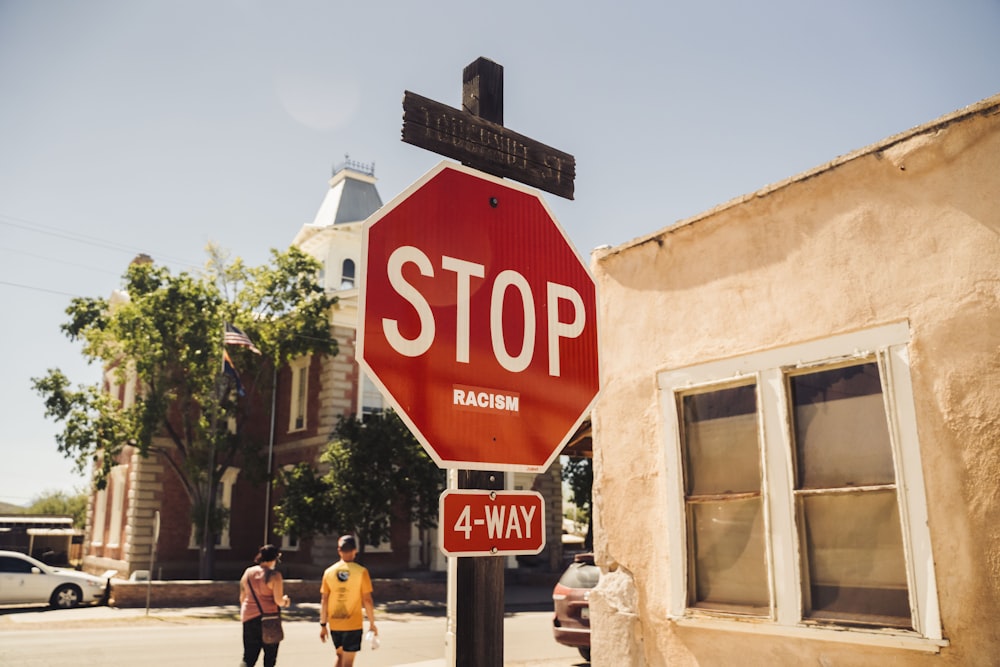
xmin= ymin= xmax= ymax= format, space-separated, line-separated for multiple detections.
xmin=401 ymin=91 xmax=576 ymax=200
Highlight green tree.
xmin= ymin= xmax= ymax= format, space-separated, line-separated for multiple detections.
xmin=27 ymin=489 xmax=88 ymax=529
xmin=274 ymin=410 xmax=444 ymax=552
xmin=562 ymin=456 xmax=593 ymax=549
xmin=32 ymin=246 xmax=336 ymax=578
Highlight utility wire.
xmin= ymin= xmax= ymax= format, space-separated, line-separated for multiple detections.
xmin=0 ymin=245 xmax=123 ymax=278
xmin=0 ymin=212 xmax=204 ymax=270
xmin=0 ymin=280 xmax=83 ymax=298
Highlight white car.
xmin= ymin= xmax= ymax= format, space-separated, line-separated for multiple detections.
xmin=0 ymin=550 xmax=109 ymax=609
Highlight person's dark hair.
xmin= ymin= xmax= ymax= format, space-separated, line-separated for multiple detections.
xmin=254 ymin=544 xmax=280 ymax=564
xmin=254 ymin=544 xmax=281 ymax=583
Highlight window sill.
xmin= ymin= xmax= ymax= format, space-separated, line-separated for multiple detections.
xmin=186 ymin=545 xmax=233 ymax=551
xmin=673 ymin=615 xmax=948 ymax=653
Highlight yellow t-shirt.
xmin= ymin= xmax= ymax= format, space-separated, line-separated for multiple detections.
xmin=320 ymin=560 xmax=373 ymax=631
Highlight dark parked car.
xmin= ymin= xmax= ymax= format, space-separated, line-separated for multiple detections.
xmin=0 ymin=550 xmax=109 ymax=609
xmin=552 ymin=552 xmax=598 ymax=662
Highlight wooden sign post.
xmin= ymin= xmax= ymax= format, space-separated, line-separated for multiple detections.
xmin=399 ymin=57 xmax=577 ymax=667
xmin=402 ymin=59 xmax=576 ymax=200
xmin=455 ymin=58 xmax=506 ymax=667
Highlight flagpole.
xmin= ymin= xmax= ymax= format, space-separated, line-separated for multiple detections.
xmin=264 ymin=364 xmax=277 ymax=544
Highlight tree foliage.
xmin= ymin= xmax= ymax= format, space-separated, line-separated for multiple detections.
xmin=563 ymin=457 xmax=593 ymax=511
xmin=27 ymin=489 xmax=88 ymax=529
xmin=274 ymin=410 xmax=445 ymax=551
xmin=32 ymin=246 xmax=337 ymax=577
xmin=562 ymin=456 xmax=593 ymax=549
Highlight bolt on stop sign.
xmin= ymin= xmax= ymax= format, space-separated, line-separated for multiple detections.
xmin=358 ymin=161 xmax=600 ymax=472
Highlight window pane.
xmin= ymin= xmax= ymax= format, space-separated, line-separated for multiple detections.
xmin=790 ymin=363 xmax=894 ymax=489
xmin=341 ymin=259 xmax=356 ymax=289
xmin=801 ymin=490 xmax=911 ymax=627
xmin=690 ymin=498 xmax=769 ymax=612
xmin=361 ymin=373 xmax=384 ymax=414
xmin=293 ymin=366 xmax=307 ymax=429
xmin=682 ymin=385 xmax=760 ymax=495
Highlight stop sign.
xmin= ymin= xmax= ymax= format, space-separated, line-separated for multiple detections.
xmin=357 ymin=161 xmax=599 ymax=472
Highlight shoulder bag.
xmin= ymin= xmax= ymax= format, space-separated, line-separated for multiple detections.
xmin=247 ymin=569 xmax=284 ymax=644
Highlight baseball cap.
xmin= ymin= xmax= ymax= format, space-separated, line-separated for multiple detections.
xmin=338 ymin=535 xmax=357 ymax=550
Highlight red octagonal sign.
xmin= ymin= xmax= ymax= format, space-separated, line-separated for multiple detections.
xmin=358 ymin=162 xmax=600 ymax=472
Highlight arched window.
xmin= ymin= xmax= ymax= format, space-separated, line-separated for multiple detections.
xmin=340 ymin=259 xmax=356 ymax=289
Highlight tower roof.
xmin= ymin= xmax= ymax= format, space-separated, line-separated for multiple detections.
xmin=310 ymin=157 xmax=382 ymax=227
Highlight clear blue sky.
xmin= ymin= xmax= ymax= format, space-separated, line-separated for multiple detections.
xmin=2 ymin=0 xmax=998 ymax=505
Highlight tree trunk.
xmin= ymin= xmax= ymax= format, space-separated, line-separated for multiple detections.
xmin=197 ymin=472 xmax=220 ymax=580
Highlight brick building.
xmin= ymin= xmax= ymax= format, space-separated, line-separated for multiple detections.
xmin=81 ymin=159 xmax=567 ymax=581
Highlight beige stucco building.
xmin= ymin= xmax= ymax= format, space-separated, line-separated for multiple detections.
xmin=589 ymin=93 xmax=1000 ymax=665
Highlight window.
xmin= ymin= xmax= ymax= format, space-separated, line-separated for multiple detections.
xmin=91 ymin=487 xmax=108 ymax=547
xmin=659 ymin=323 xmax=942 ymax=649
xmin=188 ymin=467 xmax=240 ymax=550
xmin=216 ymin=467 xmax=239 ymax=549
xmin=340 ymin=258 xmax=356 ymax=290
xmin=789 ymin=363 xmax=910 ymax=626
xmin=281 ymin=532 xmax=300 ymax=552
xmin=122 ymin=363 xmax=137 ymax=409
xmin=681 ymin=383 xmax=768 ymax=615
xmin=359 ymin=372 xmax=384 ymax=419
xmin=288 ymin=356 xmax=310 ymax=432
xmin=0 ymin=555 xmax=35 ymax=574
xmin=279 ymin=465 xmax=300 ymax=552
xmin=106 ymin=465 xmax=126 ymax=548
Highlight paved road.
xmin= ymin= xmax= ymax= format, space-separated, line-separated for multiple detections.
xmin=0 ymin=604 xmax=588 ymax=667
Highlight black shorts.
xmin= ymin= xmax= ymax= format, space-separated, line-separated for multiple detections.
xmin=330 ymin=629 xmax=363 ymax=652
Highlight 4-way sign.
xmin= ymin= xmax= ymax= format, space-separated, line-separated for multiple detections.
xmin=357 ymin=161 xmax=600 ymax=472
xmin=439 ymin=490 xmax=545 ymax=557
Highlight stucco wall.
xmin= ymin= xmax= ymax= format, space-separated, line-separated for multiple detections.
xmin=590 ymin=95 xmax=1000 ymax=665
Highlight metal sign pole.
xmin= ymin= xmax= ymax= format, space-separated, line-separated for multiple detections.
xmin=145 ymin=510 xmax=160 ymax=616
xmin=444 ymin=469 xmax=458 ymax=667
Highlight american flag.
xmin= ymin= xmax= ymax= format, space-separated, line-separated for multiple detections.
xmin=223 ymin=322 xmax=261 ymax=354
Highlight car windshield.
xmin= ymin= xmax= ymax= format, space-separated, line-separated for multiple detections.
xmin=559 ymin=561 xmax=600 ymax=589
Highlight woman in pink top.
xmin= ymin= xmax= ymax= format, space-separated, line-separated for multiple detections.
xmin=239 ymin=544 xmax=291 ymax=667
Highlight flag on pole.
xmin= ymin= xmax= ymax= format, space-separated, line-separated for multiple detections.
xmin=224 ymin=322 xmax=261 ymax=354
xmin=222 ymin=350 xmax=246 ymax=397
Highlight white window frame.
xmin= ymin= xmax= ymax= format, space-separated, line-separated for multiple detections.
xmin=357 ymin=372 xmax=385 ymax=420
xmin=91 ymin=487 xmax=108 ymax=547
xmin=365 ymin=536 xmax=394 ymax=554
xmin=122 ymin=364 xmax=137 ymax=408
xmin=188 ymin=466 xmax=240 ymax=550
xmin=340 ymin=258 xmax=356 ymax=290
xmin=279 ymin=465 xmax=300 ymax=552
xmin=280 ymin=532 xmax=300 ymax=552
xmin=106 ymin=465 xmax=127 ymax=548
xmin=658 ymin=322 xmax=944 ymax=651
xmin=288 ymin=356 xmax=310 ymax=433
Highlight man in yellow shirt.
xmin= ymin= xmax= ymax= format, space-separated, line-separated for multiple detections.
xmin=319 ymin=535 xmax=378 ymax=666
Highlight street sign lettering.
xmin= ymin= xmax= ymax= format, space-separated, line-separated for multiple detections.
xmin=402 ymin=91 xmax=576 ymax=200
xmin=439 ymin=490 xmax=545 ymax=557
xmin=382 ymin=246 xmax=588 ymax=375
xmin=452 ymin=502 xmax=536 ymax=541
